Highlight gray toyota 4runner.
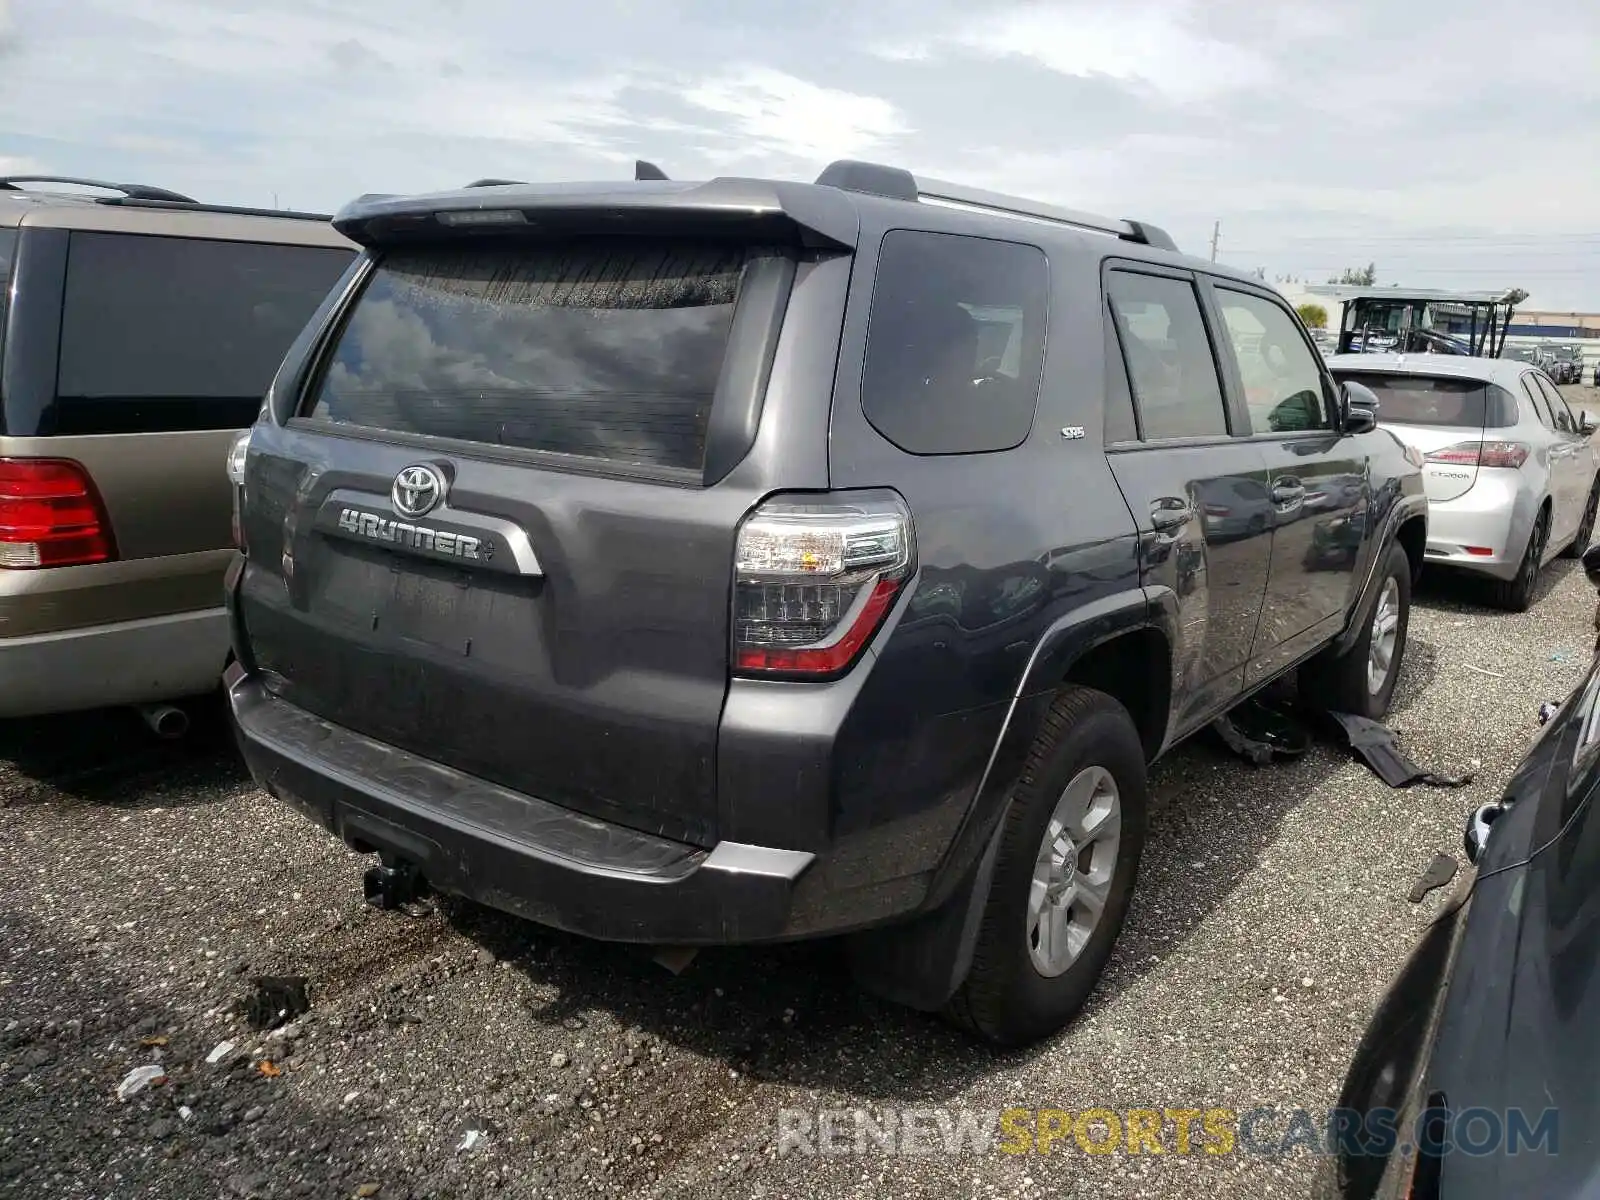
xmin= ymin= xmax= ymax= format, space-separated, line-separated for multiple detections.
xmin=226 ymin=161 xmax=1427 ymax=1045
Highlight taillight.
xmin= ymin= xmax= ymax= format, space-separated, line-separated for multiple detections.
xmin=227 ymin=429 xmax=252 ymax=550
xmin=1425 ymin=441 xmax=1529 ymax=469
xmin=0 ymin=458 xmax=115 ymax=568
xmin=733 ymin=491 xmax=915 ymax=677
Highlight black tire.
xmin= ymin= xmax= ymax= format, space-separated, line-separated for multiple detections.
xmin=1491 ymin=508 xmax=1549 ymax=612
xmin=1301 ymin=542 xmax=1411 ymax=718
xmin=1564 ymin=482 xmax=1600 ymax=559
xmin=945 ymin=686 xmax=1148 ymax=1046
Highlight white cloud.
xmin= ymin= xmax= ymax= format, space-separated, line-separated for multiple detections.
xmin=878 ymin=0 xmax=1273 ymax=102
xmin=681 ymin=67 xmax=910 ymax=163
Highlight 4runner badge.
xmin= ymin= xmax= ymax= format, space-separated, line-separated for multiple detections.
xmin=335 ymin=508 xmax=488 ymax=562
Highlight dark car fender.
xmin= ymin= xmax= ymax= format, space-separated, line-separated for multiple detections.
xmin=848 ymin=586 xmax=1166 ymax=1011
xmin=1331 ymin=481 xmax=1427 ymax=659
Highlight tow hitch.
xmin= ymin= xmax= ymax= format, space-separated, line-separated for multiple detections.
xmin=363 ymin=855 xmax=431 ymax=912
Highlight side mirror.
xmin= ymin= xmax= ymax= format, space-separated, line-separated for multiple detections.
xmin=1464 ymin=802 xmax=1502 ymax=866
xmin=1340 ymin=380 xmax=1379 ymax=435
xmin=1581 ymin=411 xmax=1596 ymax=436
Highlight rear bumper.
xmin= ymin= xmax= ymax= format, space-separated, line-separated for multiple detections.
xmin=1420 ymin=472 xmax=1533 ymax=582
xmin=226 ymin=666 xmax=819 ymax=944
xmin=0 ymin=607 xmax=228 ymax=718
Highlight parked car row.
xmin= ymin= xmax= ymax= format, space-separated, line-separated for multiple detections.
xmin=1507 ymin=340 xmax=1590 ymax=385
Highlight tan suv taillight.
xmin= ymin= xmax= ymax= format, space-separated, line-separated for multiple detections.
xmin=0 ymin=458 xmax=116 ymax=568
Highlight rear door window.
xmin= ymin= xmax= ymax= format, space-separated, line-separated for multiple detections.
xmin=1213 ymin=288 xmax=1333 ymax=434
xmin=1536 ymin=376 xmax=1575 ymax=432
xmin=1335 ymin=374 xmax=1517 ymax=429
xmin=57 ymin=232 xmax=354 ymax=432
xmin=1105 ymin=270 xmax=1228 ymax=440
xmin=307 ymin=239 xmax=754 ymax=473
xmin=1523 ymin=375 xmax=1554 ymax=427
xmin=861 ymin=230 xmax=1047 ymax=455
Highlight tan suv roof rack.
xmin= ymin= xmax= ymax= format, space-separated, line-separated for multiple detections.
xmin=0 ymin=175 xmax=198 ymax=203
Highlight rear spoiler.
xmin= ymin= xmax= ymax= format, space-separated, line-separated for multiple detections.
xmin=333 ymin=178 xmax=860 ymax=250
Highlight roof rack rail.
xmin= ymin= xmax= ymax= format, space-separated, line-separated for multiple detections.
xmin=812 ymin=159 xmax=1178 ymax=253
xmin=0 ymin=175 xmax=197 ymax=203
xmin=465 ymin=178 xmax=526 ymax=188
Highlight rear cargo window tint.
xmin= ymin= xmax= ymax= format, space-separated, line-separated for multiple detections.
xmin=1333 ymin=374 xmax=1517 ymax=429
xmin=306 ymin=241 xmax=751 ymax=472
xmin=57 ymin=233 xmax=354 ymax=413
xmin=1105 ymin=271 xmax=1228 ymax=440
xmin=862 ymin=231 xmax=1047 ymax=455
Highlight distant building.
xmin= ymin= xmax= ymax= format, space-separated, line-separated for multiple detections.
xmin=1507 ymin=311 xmax=1600 ymax=339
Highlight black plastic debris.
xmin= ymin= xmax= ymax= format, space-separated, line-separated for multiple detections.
xmin=240 ymin=976 xmax=311 ymax=1031
xmin=1329 ymin=712 xmax=1476 ymax=789
xmin=1408 ymin=853 xmax=1460 ymax=903
xmin=1211 ymin=695 xmax=1312 ymax=765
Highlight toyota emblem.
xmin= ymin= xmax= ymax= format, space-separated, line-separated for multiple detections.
xmin=391 ymin=464 xmax=447 ymax=519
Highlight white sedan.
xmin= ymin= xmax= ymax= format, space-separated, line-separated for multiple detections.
xmin=1329 ymin=353 xmax=1600 ymax=611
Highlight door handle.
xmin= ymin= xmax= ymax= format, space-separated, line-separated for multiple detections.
xmin=1271 ymin=480 xmax=1305 ymax=505
xmin=1150 ymin=497 xmax=1194 ymax=531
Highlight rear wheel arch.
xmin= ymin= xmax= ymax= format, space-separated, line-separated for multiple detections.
xmin=1055 ymin=627 xmax=1172 ymax=762
xmin=1395 ymin=514 xmax=1427 ymax=583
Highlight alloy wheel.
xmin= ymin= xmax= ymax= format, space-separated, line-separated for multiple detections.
xmin=1367 ymin=576 xmax=1401 ymax=695
xmin=1027 ymin=765 xmax=1122 ymax=977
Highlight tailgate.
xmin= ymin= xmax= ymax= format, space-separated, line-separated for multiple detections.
xmin=237 ymin=236 xmax=825 ymax=846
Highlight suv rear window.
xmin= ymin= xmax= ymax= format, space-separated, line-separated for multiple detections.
xmin=861 ymin=230 xmax=1047 ymax=455
xmin=1337 ymin=373 xmax=1517 ymax=429
xmin=57 ymin=232 xmax=354 ymax=429
xmin=306 ymin=240 xmax=753 ymax=473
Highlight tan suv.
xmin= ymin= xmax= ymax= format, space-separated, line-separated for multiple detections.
xmin=0 ymin=177 xmax=355 ymax=727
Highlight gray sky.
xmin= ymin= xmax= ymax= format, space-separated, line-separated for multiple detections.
xmin=4 ymin=0 xmax=1598 ymax=310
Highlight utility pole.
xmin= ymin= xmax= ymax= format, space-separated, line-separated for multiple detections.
xmin=1210 ymin=220 xmax=1220 ymax=262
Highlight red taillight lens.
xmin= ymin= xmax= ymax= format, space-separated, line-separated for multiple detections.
xmin=0 ymin=458 xmax=115 ymax=568
xmin=1424 ymin=440 xmax=1529 ymax=470
xmin=732 ymin=491 xmax=915 ymax=678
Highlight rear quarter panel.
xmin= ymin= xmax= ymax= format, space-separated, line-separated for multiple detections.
xmin=810 ymin=210 xmax=1144 ymax=913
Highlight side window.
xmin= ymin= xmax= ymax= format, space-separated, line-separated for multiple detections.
xmin=1104 ymin=270 xmax=1228 ymax=440
xmin=861 ymin=230 xmax=1048 ymax=455
xmin=1537 ymin=376 xmax=1574 ymax=432
xmin=57 ymin=232 xmax=355 ymax=430
xmin=1102 ymin=307 xmax=1138 ymax=443
xmin=1523 ymin=376 xmax=1553 ymax=427
xmin=1214 ymin=288 xmax=1333 ymax=434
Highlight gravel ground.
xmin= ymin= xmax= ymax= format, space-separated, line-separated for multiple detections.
xmin=4 ymin=390 xmax=1599 ymax=1200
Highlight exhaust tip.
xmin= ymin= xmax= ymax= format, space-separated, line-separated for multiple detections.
xmin=136 ymin=703 xmax=190 ymax=740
